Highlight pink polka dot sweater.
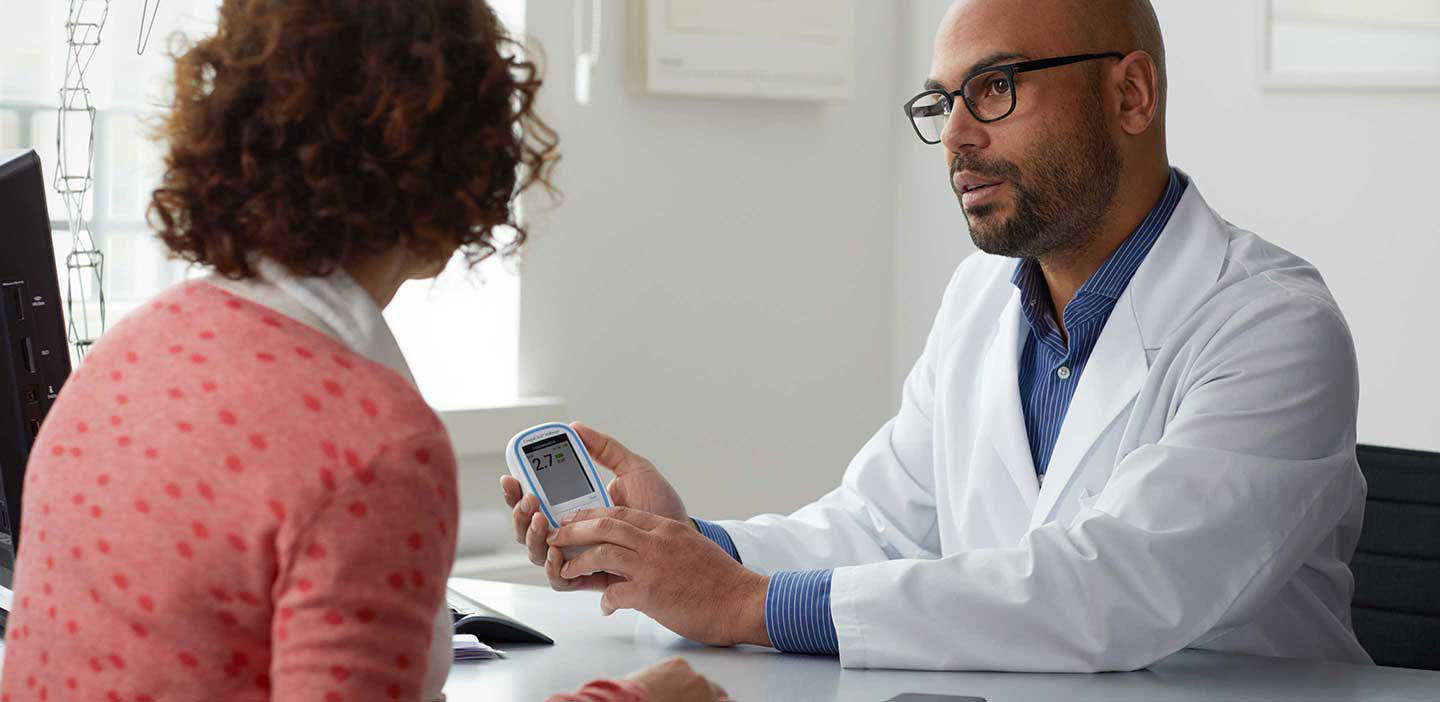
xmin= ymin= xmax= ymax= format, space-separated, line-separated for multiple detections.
xmin=1 ymin=281 xmax=460 ymax=701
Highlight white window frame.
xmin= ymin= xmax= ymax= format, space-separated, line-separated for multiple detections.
xmin=0 ymin=0 xmax=547 ymax=418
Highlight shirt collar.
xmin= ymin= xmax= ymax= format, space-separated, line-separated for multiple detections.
xmin=204 ymin=258 xmax=418 ymax=388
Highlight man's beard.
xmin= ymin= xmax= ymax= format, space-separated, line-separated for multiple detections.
xmin=953 ymin=90 xmax=1122 ymax=260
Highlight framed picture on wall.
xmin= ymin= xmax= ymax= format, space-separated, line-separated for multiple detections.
xmin=1258 ymin=0 xmax=1440 ymax=90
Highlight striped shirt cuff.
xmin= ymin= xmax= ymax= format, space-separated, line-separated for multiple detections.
xmin=766 ymin=569 xmax=840 ymax=655
xmin=692 ymin=518 xmax=742 ymax=562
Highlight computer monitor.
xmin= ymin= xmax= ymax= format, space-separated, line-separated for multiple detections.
xmin=0 ymin=150 xmax=73 ymax=605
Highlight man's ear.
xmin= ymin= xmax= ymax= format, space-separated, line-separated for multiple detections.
xmin=1114 ymin=50 xmax=1160 ymax=136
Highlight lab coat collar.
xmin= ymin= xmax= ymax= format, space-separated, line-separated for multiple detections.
xmin=1028 ymin=173 xmax=1230 ymax=524
xmin=1126 ymin=172 xmax=1230 ymax=351
xmin=205 ymin=258 xmax=418 ymax=388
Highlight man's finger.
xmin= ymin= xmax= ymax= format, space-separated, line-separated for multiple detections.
xmin=548 ymin=517 xmax=649 ymax=551
xmin=572 ymin=422 xmax=652 ymax=477
xmin=511 ymin=494 xmax=539 ymax=546
xmin=500 ymin=475 xmax=523 ymax=509
xmin=526 ymin=512 xmax=550 ymax=566
xmin=546 ymin=546 xmax=615 ymax=592
xmin=544 ymin=545 xmax=574 ymax=590
xmin=600 ymin=581 xmax=642 ymax=616
xmin=551 ymin=572 xmax=613 ymax=592
xmin=561 ymin=543 xmax=640 ymax=580
xmin=561 ymin=505 xmax=666 ymax=531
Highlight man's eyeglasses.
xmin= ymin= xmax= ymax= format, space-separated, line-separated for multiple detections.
xmin=903 ymin=52 xmax=1125 ymax=144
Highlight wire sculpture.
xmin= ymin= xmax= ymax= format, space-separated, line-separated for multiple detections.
xmin=137 ymin=0 xmax=162 ymax=55
xmin=55 ymin=0 xmax=111 ymax=362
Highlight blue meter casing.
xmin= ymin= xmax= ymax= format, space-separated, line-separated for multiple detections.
xmin=505 ymin=423 xmax=612 ymax=536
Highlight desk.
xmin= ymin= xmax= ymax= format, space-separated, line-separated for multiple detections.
xmin=444 ymin=578 xmax=1440 ymax=701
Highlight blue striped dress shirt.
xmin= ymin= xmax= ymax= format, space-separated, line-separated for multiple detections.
xmin=693 ymin=518 xmax=842 ymax=654
xmin=693 ymin=168 xmax=1188 ymax=655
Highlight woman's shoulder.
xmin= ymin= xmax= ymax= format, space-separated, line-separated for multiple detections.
xmin=85 ymin=280 xmax=444 ymax=441
xmin=40 ymin=280 xmax=454 ymax=544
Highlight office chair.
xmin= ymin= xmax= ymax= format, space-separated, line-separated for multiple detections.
xmin=1350 ymin=444 xmax=1440 ymax=670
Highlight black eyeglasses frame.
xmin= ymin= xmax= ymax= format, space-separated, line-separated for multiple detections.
xmin=903 ymin=52 xmax=1127 ymax=144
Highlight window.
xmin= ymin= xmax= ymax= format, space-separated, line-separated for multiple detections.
xmin=390 ymin=0 xmax=525 ymax=410
xmin=0 ymin=0 xmax=527 ymax=409
xmin=0 ymin=0 xmax=200 ymax=337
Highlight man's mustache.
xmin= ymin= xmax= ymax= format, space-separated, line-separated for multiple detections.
xmin=950 ymin=155 xmax=1022 ymax=183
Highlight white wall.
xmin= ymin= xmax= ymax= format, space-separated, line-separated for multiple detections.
xmin=506 ymin=0 xmax=1437 ymax=530
xmin=894 ymin=0 xmax=977 ymax=378
xmin=517 ymin=1 xmax=904 ymax=518
xmin=892 ymin=0 xmax=1440 ymax=452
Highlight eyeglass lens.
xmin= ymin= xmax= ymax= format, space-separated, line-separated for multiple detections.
xmin=907 ymin=69 xmax=1018 ymax=142
xmin=962 ymin=69 xmax=1016 ymax=122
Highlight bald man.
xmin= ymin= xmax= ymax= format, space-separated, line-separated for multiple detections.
xmin=504 ymin=0 xmax=1372 ymax=672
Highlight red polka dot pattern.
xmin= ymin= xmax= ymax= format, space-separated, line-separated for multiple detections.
xmin=1 ymin=281 xmax=456 ymax=701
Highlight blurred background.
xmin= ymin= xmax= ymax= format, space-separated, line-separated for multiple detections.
xmin=1 ymin=0 xmax=1435 ymax=583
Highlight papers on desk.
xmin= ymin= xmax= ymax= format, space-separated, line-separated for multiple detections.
xmin=454 ymin=634 xmax=505 ymax=661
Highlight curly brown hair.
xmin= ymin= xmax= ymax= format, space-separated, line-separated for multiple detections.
xmin=149 ymin=0 xmax=558 ymax=278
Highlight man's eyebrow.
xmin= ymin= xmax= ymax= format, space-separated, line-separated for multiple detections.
xmin=924 ymin=52 xmax=1028 ymax=92
xmin=963 ymin=51 xmax=1027 ymax=78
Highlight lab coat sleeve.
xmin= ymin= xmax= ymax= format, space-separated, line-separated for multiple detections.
xmin=829 ymin=292 xmax=1365 ymax=672
xmin=713 ymin=261 xmax=979 ymax=574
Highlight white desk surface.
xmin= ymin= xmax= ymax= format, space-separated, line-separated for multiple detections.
xmin=444 ymin=578 xmax=1440 ymax=702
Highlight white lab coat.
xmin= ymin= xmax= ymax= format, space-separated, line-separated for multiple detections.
xmin=717 ymin=176 xmax=1372 ymax=672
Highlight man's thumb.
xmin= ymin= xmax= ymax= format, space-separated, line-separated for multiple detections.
xmin=572 ymin=422 xmax=648 ymax=476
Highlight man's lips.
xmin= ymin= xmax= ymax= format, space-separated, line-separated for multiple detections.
xmin=953 ymin=171 xmax=1002 ymax=192
xmin=953 ymin=171 xmax=1006 ymax=207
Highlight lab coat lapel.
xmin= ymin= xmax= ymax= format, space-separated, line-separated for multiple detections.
xmin=1028 ymin=174 xmax=1230 ymax=526
xmin=1129 ymin=175 xmax=1230 ymax=352
xmin=978 ymin=291 xmax=1040 ymax=509
xmin=1029 ymin=292 xmax=1147 ymax=527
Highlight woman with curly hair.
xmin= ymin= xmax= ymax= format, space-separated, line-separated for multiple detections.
xmin=0 ymin=1 xmax=725 ymax=700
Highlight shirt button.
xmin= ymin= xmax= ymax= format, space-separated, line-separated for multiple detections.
xmin=1056 ymin=366 xmax=1072 ymax=380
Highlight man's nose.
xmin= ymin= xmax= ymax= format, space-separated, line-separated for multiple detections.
xmin=941 ymin=102 xmax=990 ymax=154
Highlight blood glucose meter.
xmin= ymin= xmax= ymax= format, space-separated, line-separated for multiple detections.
xmin=505 ymin=423 xmax=612 ymax=533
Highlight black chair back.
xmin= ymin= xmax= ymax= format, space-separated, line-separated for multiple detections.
xmin=1351 ymin=444 xmax=1440 ymax=670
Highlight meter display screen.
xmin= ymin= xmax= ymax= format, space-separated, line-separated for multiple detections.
xmin=522 ymin=434 xmax=595 ymax=505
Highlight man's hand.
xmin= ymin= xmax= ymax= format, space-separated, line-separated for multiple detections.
xmin=500 ymin=423 xmax=690 ymax=592
xmin=546 ymin=507 xmax=772 ymax=648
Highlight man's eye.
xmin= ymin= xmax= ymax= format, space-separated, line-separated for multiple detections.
xmin=990 ymin=78 xmax=1012 ymax=95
